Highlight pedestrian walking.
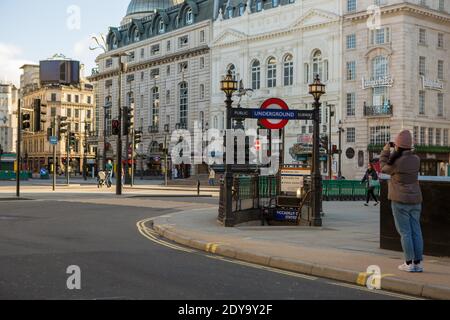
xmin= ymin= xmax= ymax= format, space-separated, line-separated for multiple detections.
xmin=361 ymin=163 xmax=379 ymax=206
xmin=105 ymin=160 xmax=113 ymax=187
xmin=380 ymin=130 xmax=424 ymax=273
xmin=208 ymin=168 xmax=216 ymax=186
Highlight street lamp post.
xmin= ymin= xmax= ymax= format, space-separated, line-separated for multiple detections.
xmin=338 ymin=120 xmax=344 ymax=179
xmin=220 ymin=70 xmax=238 ymax=227
xmin=83 ymin=123 xmax=88 ymax=181
xmin=308 ymin=74 xmax=326 ymax=227
xmin=327 ymin=104 xmax=335 ymax=180
xmin=111 ymin=52 xmax=129 ymax=196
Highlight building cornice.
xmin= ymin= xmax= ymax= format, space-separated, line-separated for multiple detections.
xmin=344 ymin=3 xmax=450 ymax=23
xmin=89 ymin=45 xmax=210 ymax=82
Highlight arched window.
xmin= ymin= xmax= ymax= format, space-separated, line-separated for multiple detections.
xmin=239 ymin=4 xmax=245 ymax=16
xmin=312 ymin=50 xmax=323 ymax=80
xmin=227 ymin=7 xmax=233 ymax=18
xmin=267 ymin=57 xmax=277 ymax=88
xmin=199 ymin=84 xmax=205 ymax=100
xmin=133 ymin=28 xmax=140 ymax=42
xmin=283 ymin=54 xmax=294 ymax=86
xmin=150 ymin=141 xmax=160 ymax=153
xmin=256 ymin=0 xmax=263 ymax=12
xmin=251 ymin=60 xmax=261 ymax=90
xmin=227 ymin=64 xmax=236 ymax=78
xmin=179 ymin=82 xmax=188 ymax=127
xmin=186 ymin=8 xmax=193 ymax=25
xmin=151 ymin=87 xmax=160 ymax=128
xmin=371 ymin=56 xmax=389 ymax=107
xmin=112 ymin=36 xmax=118 ymax=50
xmin=372 ymin=56 xmax=388 ymax=79
xmin=158 ymin=20 xmax=165 ymax=34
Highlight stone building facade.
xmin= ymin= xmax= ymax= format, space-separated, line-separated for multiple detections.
xmin=341 ymin=0 xmax=450 ymax=178
xmin=0 ymin=83 xmax=18 ymax=155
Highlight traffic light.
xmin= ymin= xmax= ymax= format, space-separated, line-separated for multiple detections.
xmin=134 ymin=130 xmax=142 ymax=145
xmin=112 ymin=119 xmax=120 ymax=135
xmin=69 ymin=133 xmax=77 ymax=146
xmin=58 ymin=116 xmax=68 ymax=139
xmin=22 ymin=114 xmax=31 ymax=130
xmin=123 ymin=106 xmax=134 ymax=135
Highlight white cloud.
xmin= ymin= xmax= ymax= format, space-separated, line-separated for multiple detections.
xmin=0 ymin=43 xmax=34 ymax=86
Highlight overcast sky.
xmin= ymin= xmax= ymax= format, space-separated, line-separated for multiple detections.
xmin=0 ymin=0 xmax=130 ymax=85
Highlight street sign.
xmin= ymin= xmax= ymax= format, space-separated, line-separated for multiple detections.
xmin=229 ymin=109 xmax=315 ymax=121
xmin=280 ymin=167 xmax=311 ymax=193
xmin=275 ymin=209 xmax=298 ymax=222
xmin=49 ymin=136 xmax=58 ymax=145
xmin=260 ymin=98 xmax=289 ymax=130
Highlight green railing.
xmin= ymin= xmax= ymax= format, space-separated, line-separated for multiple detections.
xmin=322 ymin=180 xmax=380 ymax=200
xmin=0 ymin=171 xmax=31 ymax=181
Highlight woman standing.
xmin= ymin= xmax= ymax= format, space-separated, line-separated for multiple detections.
xmin=380 ymin=130 xmax=424 ymax=273
xmin=361 ymin=163 xmax=379 ymax=206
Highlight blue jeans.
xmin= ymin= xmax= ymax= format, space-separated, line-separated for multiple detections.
xmin=391 ymin=201 xmax=423 ymax=262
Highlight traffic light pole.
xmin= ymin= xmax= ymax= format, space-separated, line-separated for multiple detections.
xmin=116 ymin=60 xmax=123 ymax=196
xmin=66 ymin=132 xmax=70 ymax=186
xmin=131 ymin=129 xmax=135 ymax=187
xmin=52 ymin=116 xmax=56 ymax=191
xmin=16 ymin=98 xmax=21 ymax=198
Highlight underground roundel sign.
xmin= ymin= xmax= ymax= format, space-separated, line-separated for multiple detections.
xmin=260 ymin=98 xmax=290 ymax=130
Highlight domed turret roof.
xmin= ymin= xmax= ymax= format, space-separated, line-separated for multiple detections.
xmin=126 ymin=0 xmax=177 ymax=16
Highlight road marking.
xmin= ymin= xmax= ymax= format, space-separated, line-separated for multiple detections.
xmin=137 ymin=219 xmax=420 ymax=300
xmin=137 ymin=219 xmax=194 ymax=253
xmin=327 ymin=281 xmax=424 ymax=300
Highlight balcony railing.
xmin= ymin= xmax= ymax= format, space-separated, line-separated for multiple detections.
xmin=363 ymin=101 xmax=393 ymax=117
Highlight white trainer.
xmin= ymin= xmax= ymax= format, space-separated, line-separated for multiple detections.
xmin=413 ymin=262 xmax=424 ymax=273
xmin=398 ymin=262 xmax=415 ymax=272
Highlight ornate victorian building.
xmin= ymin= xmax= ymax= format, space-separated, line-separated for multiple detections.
xmin=0 ymin=83 xmax=18 ymax=155
xmin=90 ymin=0 xmax=214 ymax=176
xmin=341 ymin=0 xmax=450 ymax=177
xmin=211 ymin=0 xmax=342 ymax=175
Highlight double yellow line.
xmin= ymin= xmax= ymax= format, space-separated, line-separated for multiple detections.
xmin=136 ymin=219 xmax=194 ymax=253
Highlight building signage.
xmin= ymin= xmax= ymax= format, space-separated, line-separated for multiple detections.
xmin=422 ymin=77 xmax=443 ymax=91
xmin=229 ymin=109 xmax=314 ymax=121
xmin=275 ymin=209 xmax=298 ymax=222
xmin=280 ymin=167 xmax=310 ymax=193
xmin=362 ymin=76 xmax=394 ymax=89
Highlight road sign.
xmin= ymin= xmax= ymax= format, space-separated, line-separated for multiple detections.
xmin=280 ymin=167 xmax=311 ymax=193
xmin=260 ymin=98 xmax=289 ymax=130
xmin=49 ymin=136 xmax=58 ymax=145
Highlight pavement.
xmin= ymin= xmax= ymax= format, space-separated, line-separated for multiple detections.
xmin=149 ymin=202 xmax=450 ymax=300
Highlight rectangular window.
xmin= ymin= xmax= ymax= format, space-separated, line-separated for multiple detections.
xmin=419 ymin=28 xmax=426 ymax=45
xmin=67 ymin=108 xmax=72 ymax=118
xmin=347 ymin=61 xmax=356 ymax=80
xmin=178 ymin=61 xmax=188 ymax=73
xmin=179 ymin=35 xmax=189 ymax=48
xmin=369 ymin=126 xmax=391 ymax=145
xmin=75 ymin=95 xmax=79 ymax=103
xmin=51 ymin=107 xmax=56 ymax=117
xmin=370 ymin=27 xmax=390 ymax=45
xmin=419 ymin=56 xmax=426 ymax=76
xmin=346 ymin=93 xmax=356 ymax=116
xmin=105 ymin=59 xmax=113 ymax=68
xmin=166 ymin=65 xmax=171 ymax=76
xmin=414 ymin=126 xmax=419 ymax=144
xmin=347 ymin=0 xmax=356 ymax=12
xmin=419 ymin=90 xmax=425 ymax=115
xmin=438 ymin=93 xmax=444 ymax=117
xmin=347 ymin=128 xmax=356 ymax=143
xmin=167 ymin=41 xmax=171 ymax=52
xmin=420 ymin=127 xmax=426 ymax=145
xmin=141 ymin=48 xmax=145 ymax=58
xmin=444 ymin=129 xmax=449 ymax=146
xmin=67 ymin=94 xmax=72 ymax=103
xmin=51 ymin=93 xmax=57 ymax=102
xmin=86 ymin=110 xmax=91 ymax=119
xmin=439 ymin=0 xmax=445 ymax=11
xmin=438 ymin=60 xmax=444 ymax=80
xmin=128 ymin=51 xmax=135 ymax=62
xmin=428 ymin=128 xmax=434 ymax=145
xmin=436 ymin=128 xmax=442 ymax=146
xmin=150 ymin=68 xmax=160 ymax=80
xmin=200 ymin=57 xmax=205 ymax=69
xmin=438 ymin=33 xmax=444 ymax=48
xmin=199 ymin=84 xmax=205 ymax=100
xmin=346 ymin=34 xmax=356 ymax=49
xmin=87 ymin=96 xmax=92 ymax=104
xmin=151 ymin=44 xmax=160 ymax=55
xmin=200 ymin=30 xmax=205 ymax=43
xmin=75 ymin=109 xmax=80 ymax=118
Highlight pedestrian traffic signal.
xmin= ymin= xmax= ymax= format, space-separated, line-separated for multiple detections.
xmin=123 ymin=106 xmax=134 ymax=135
xmin=134 ymin=130 xmax=142 ymax=145
xmin=22 ymin=114 xmax=31 ymax=130
xmin=112 ymin=119 xmax=120 ymax=135
xmin=58 ymin=116 xmax=68 ymax=139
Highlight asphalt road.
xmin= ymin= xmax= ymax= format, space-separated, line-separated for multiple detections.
xmin=0 ymin=198 xmax=413 ymax=300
